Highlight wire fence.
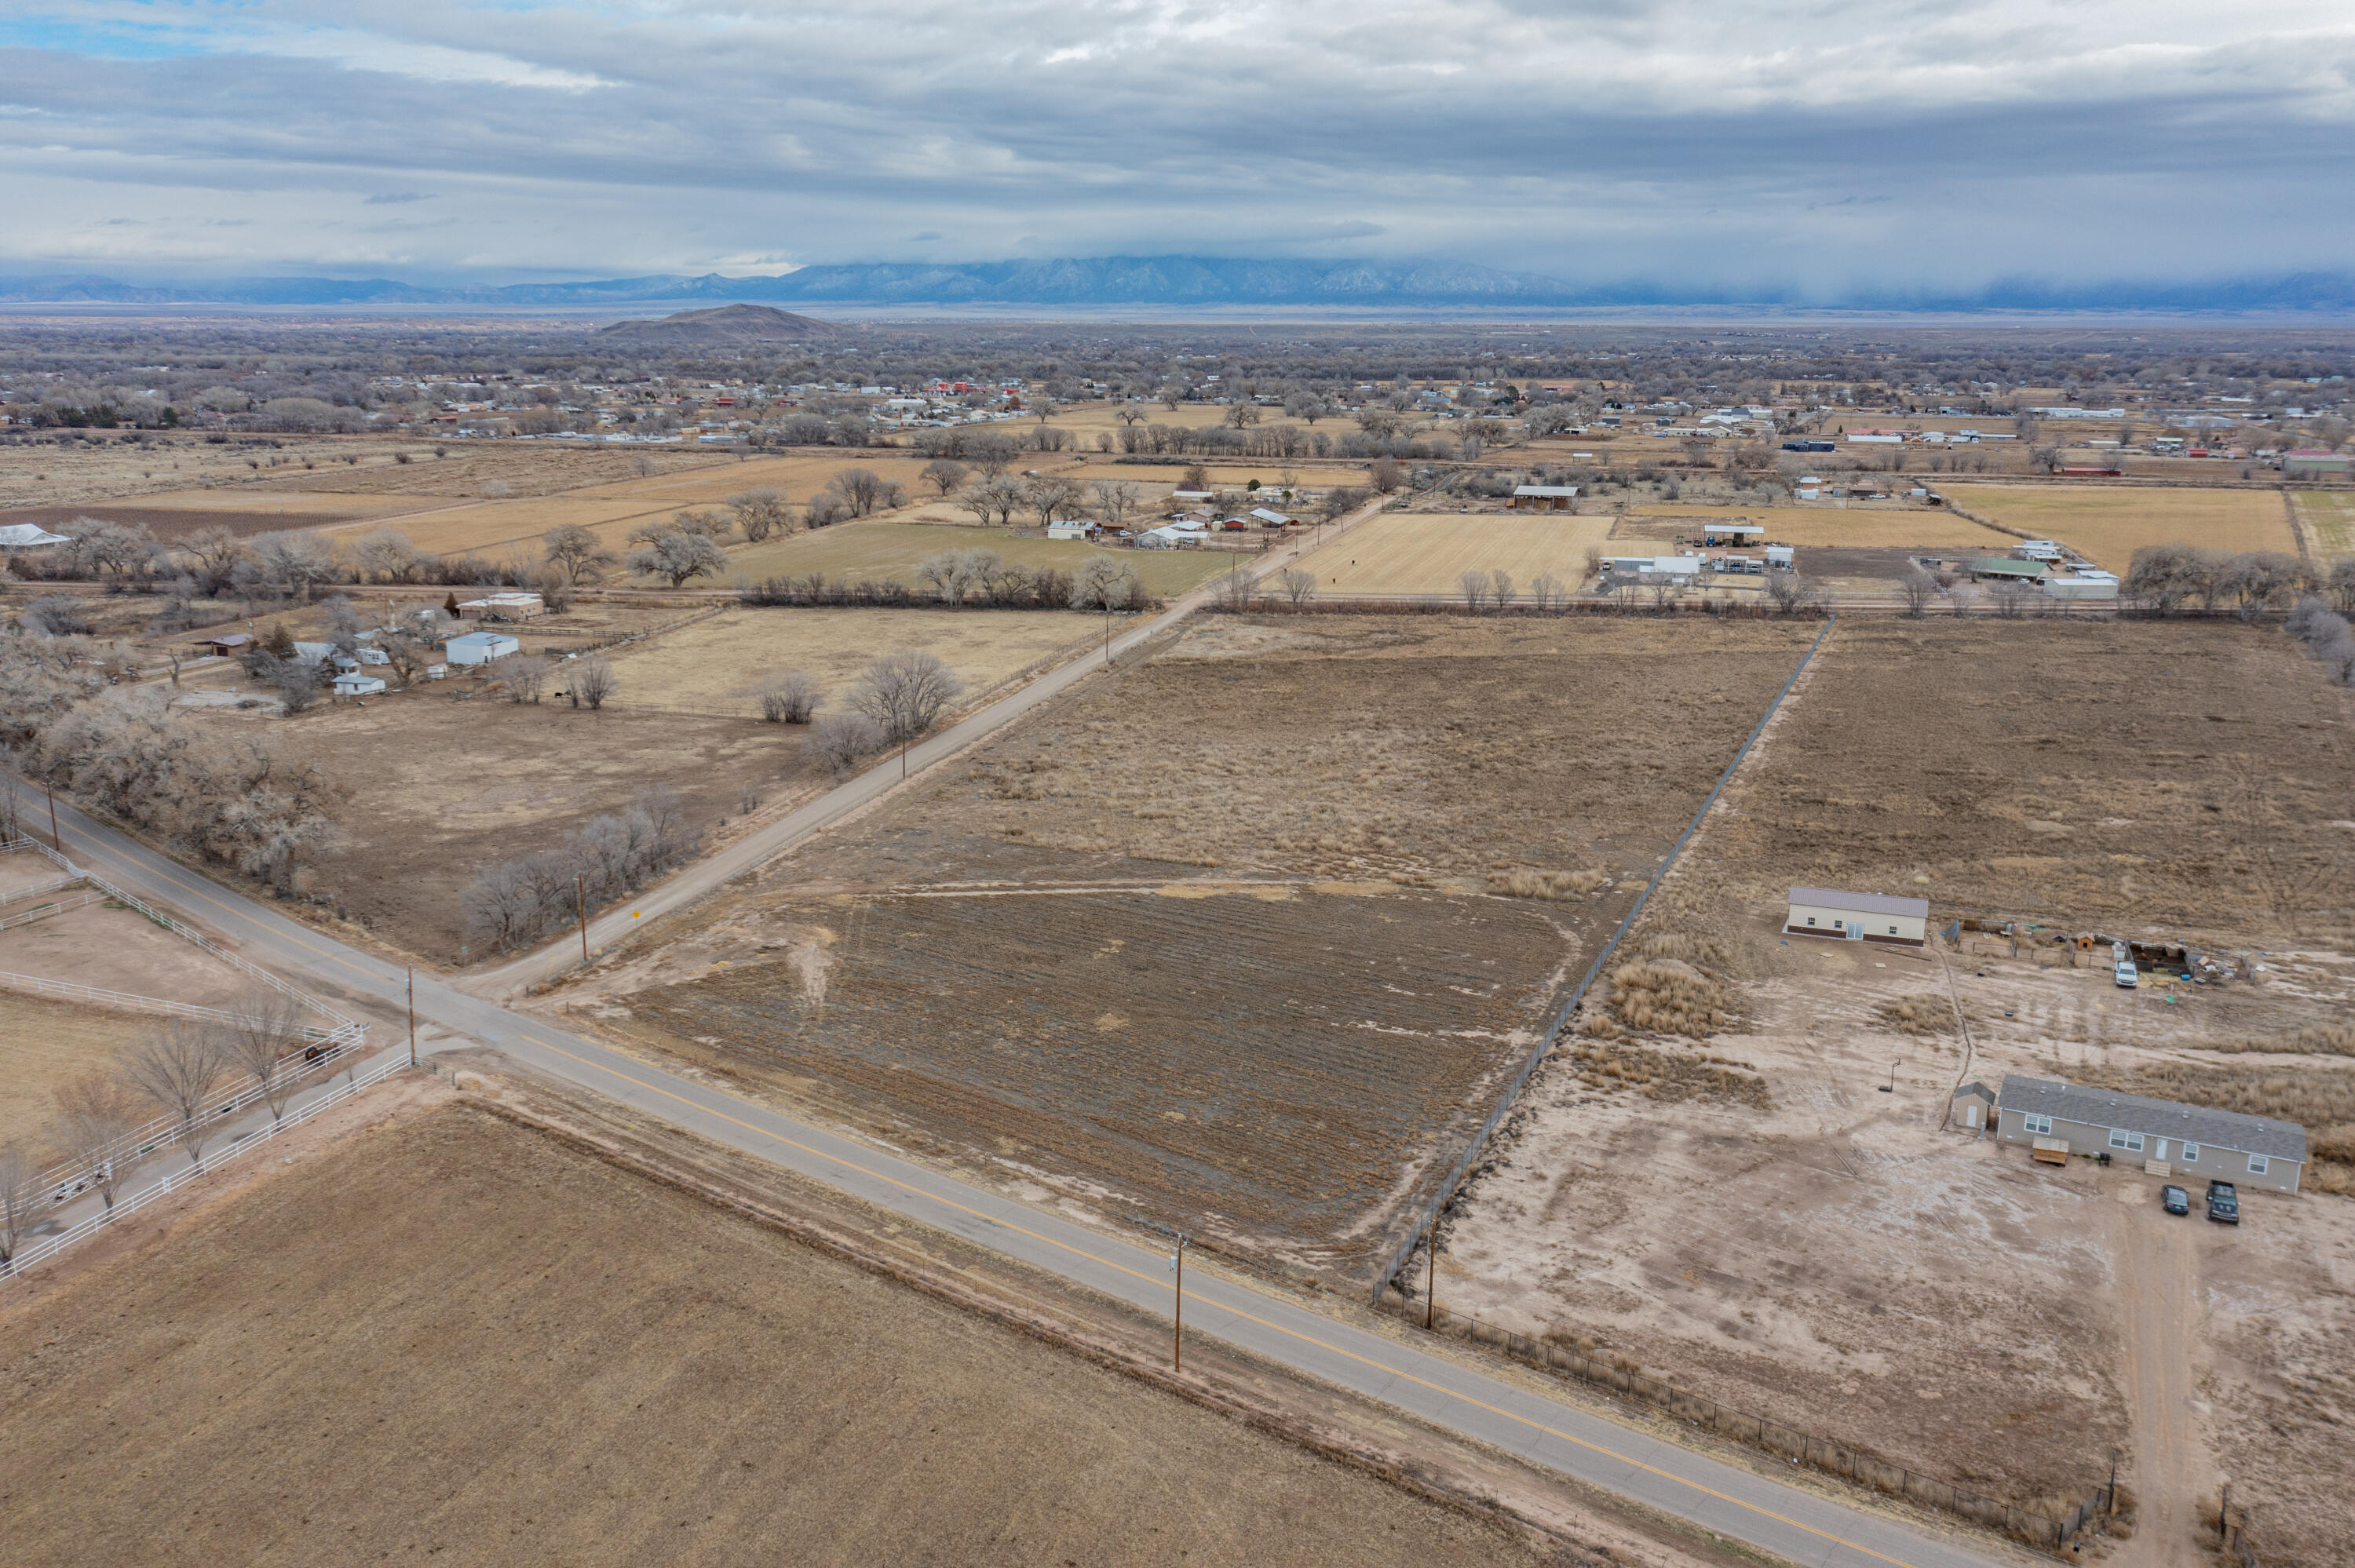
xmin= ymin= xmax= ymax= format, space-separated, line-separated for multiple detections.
xmin=2 ymin=1054 xmax=411 ymax=1282
xmin=1378 ymin=1296 xmax=2110 ymax=1550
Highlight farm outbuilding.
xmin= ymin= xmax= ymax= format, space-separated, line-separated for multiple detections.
xmin=457 ymin=593 xmax=545 ymax=621
xmin=1952 ymin=1081 xmax=1996 ymax=1131
xmin=1701 ymin=521 xmax=1764 ymax=544
xmin=1968 ymin=558 xmax=2048 ymax=583
xmin=1509 ymin=485 xmax=1579 ymax=512
xmin=444 ymin=631 xmax=520 ymax=667
xmin=331 ymin=673 xmax=386 ymax=698
xmin=1785 ymin=886 xmax=1930 ymax=946
xmin=197 ymin=633 xmax=254 ymax=658
xmin=1994 ymin=1075 xmax=2306 ymax=1194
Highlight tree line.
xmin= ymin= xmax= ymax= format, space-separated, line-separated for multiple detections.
xmin=2121 ymin=545 xmax=2355 ymax=619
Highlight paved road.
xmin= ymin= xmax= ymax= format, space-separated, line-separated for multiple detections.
xmin=26 ymin=794 xmax=2006 ymax=1568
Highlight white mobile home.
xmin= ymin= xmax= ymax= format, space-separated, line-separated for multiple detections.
xmin=1994 ymin=1075 xmax=2306 ymax=1194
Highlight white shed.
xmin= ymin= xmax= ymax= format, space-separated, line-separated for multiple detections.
xmin=1786 ymin=886 xmax=1930 ymax=946
xmin=331 ymin=673 xmax=386 ymax=698
xmin=1046 ymin=520 xmax=1097 ymax=540
xmin=444 ymin=630 xmax=520 ymax=667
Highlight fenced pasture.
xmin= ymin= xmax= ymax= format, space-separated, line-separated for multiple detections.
xmin=1938 ymin=483 xmax=2296 ymax=569
xmin=1287 ymin=511 xmax=1623 ymax=596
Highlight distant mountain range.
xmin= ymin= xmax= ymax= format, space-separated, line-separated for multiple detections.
xmin=2 ymin=257 xmax=2353 ymax=313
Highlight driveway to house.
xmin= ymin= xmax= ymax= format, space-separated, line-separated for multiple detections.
xmin=466 ymin=497 xmax=1393 ymax=997
xmin=27 ymin=789 xmax=2015 ymax=1568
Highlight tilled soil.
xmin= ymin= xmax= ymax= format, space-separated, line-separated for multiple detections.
xmin=0 ymin=1099 xmax=1553 ymax=1568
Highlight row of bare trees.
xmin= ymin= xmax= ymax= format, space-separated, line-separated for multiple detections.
xmin=0 ymin=994 xmax=319 ymax=1272
xmin=805 ymin=651 xmax=966 ymax=777
xmin=2286 ymin=596 xmax=2355 ymax=686
xmin=2122 ymin=546 xmax=2355 ymax=618
xmin=460 ymin=784 xmax=700 ymax=952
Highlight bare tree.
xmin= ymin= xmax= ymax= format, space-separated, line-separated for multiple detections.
xmin=1458 ymin=570 xmax=1492 ymax=612
xmin=1091 ymin=480 xmax=1142 ymax=527
xmin=805 ymin=712 xmax=885 ymax=775
xmin=1021 ymin=475 xmax=1086 ymax=527
xmin=958 ymin=474 xmax=1024 ymax=527
xmin=719 ymin=488 xmax=785 ymax=543
xmin=1948 ymin=582 xmax=1977 ymax=618
xmin=756 ymin=670 xmax=820 ymax=724
xmin=630 ymin=452 xmax=658 ymax=477
xmin=1223 ymin=401 xmax=1262 ymax=431
xmin=352 ymin=527 xmax=425 ymax=584
xmin=626 ymin=527 xmax=728 ymax=588
xmin=1988 ymin=579 xmax=2033 ymax=618
xmin=1899 ymin=565 xmax=1936 ymax=617
xmin=1489 ymin=569 xmax=1515 ymax=609
xmin=225 ymin=990 xmax=310 ymax=1126
xmin=0 ymin=1142 xmax=39 ymax=1274
xmin=543 ymin=523 xmax=616 ymax=584
xmin=1070 ymin=556 xmax=1139 ymax=611
xmin=498 ymin=654 xmax=553 ymax=704
xmin=568 ymin=654 xmax=616 ymax=711
xmin=968 ymin=433 xmax=1019 ymax=477
xmin=1764 ymin=571 xmax=1816 ymax=616
xmin=919 ymin=459 xmax=969 ymax=499
xmin=1275 ymin=567 xmax=1316 ymax=605
xmin=180 ymin=525 xmax=247 ymax=595
xmin=53 ymin=1068 xmax=141 ymax=1212
xmin=122 ymin=1020 xmax=233 ymax=1171
xmin=1214 ymin=567 xmax=1258 ymax=612
xmin=1369 ymin=456 xmax=1405 ymax=493
xmin=851 ymin=651 xmax=964 ymax=747
xmin=823 ymin=468 xmax=904 ymax=518
xmin=1528 ymin=573 xmax=1569 ymax=611
xmin=243 ymin=531 xmax=339 ymax=601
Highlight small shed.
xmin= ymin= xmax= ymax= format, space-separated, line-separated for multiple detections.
xmin=0 ymin=523 xmax=71 ymax=549
xmin=198 ymin=633 xmax=254 ymax=658
xmin=444 ymin=630 xmax=520 ymax=667
xmin=1701 ymin=521 xmax=1764 ymax=543
xmin=1952 ymin=1081 xmax=1996 ymax=1132
xmin=1248 ymin=507 xmax=1294 ymax=527
xmin=1786 ymin=886 xmax=1930 ymax=946
xmin=1510 ymin=485 xmax=1579 ymax=512
xmin=331 ymin=673 xmax=386 ymax=698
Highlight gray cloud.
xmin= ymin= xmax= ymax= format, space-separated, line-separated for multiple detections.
xmin=1 ymin=1 xmax=2350 ymax=294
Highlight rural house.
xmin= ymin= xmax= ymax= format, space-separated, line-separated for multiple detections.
xmin=1509 ymin=484 xmax=1579 ymax=511
xmin=196 ymin=633 xmax=253 ymax=658
xmin=1784 ymin=886 xmax=1930 ymax=946
xmin=444 ymin=630 xmax=521 ymax=667
xmin=1993 ymin=1075 xmax=2306 ymax=1194
xmin=331 ymin=673 xmax=386 ymax=698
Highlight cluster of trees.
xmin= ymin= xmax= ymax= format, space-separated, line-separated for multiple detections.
xmin=805 ymin=651 xmax=965 ymax=777
xmin=742 ymin=550 xmax=1148 ymax=614
xmin=2286 ymin=596 xmax=2355 ymax=686
xmin=462 ymin=785 xmax=699 ymax=951
xmin=2122 ymin=547 xmax=2355 ymax=618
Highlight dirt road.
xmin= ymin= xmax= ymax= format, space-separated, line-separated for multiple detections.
xmin=2112 ymin=1183 xmax=2214 ymax=1567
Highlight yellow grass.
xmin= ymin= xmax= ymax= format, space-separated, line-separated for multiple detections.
xmin=0 ymin=990 xmax=151 ymax=1152
xmin=1053 ymin=400 xmax=1250 ymax=432
xmin=704 ymin=520 xmax=1239 ymax=597
xmin=111 ymin=488 xmax=436 ymax=516
xmin=568 ymin=454 xmax=938 ymax=503
xmin=1941 ymin=483 xmax=2296 ymax=571
xmin=1729 ymin=510 xmax=2014 ymax=549
xmin=1061 ymin=462 xmax=1354 ymax=490
xmin=2295 ymin=492 xmax=2355 ymax=560
xmin=323 ymin=497 xmax=680 ymax=559
xmin=600 ymin=608 xmax=1091 ymax=716
xmin=1290 ymin=512 xmax=1622 ymax=595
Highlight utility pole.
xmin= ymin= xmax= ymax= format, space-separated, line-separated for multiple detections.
xmin=1168 ymin=1234 xmax=1190 ymax=1373
xmin=407 ymin=967 xmax=417 ymax=1067
xmin=1426 ymin=1215 xmax=1437 ymax=1329
xmin=46 ymin=783 xmax=60 ymax=853
xmin=576 ymin=873 xmax=590 ymax=964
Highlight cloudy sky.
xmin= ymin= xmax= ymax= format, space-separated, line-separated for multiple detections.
xmin=5 ymin=1 xmax=2352 ymax=295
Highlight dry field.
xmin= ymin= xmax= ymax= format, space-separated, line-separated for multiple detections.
xmin=713 ymin=520 xmax=1240 ymax=597
xmin=1289 ymin=512 xmax=1626 ymax=596
xmin=564 ymin=451 xmax=938 ymax=504
xmin=0 ymin=433 xmax=412 ymax=509
xmin=0 ymin=489 xmax=434 ymax=545
xmin=221 ymin=698 xmax=812 ymax=965
xmin=1623 ymin=505 xmax=2014 ymax=552
xmin=1438 ymin=618 xmax=2355 ymax=1547
xmin=1062 ymin=460 xmax=1360 ymax=490
xmin=323 ymin=494 xmax=680 ymax=560
xmin=600 ymin=607 xmax=1090 ymax=717
xmin=241 ymin=441 xmax=721 ymax=498
xmin=569 ymin=616 xmax=1818 ymax=1283
xmin=2293 ymin=490 xmax=2355 ymax=560
xmin=0 ymin=899 xmax=265 ymax=1012
xmin=0 ymin=1099 xmax=1547 ymax=1568
xmin=1939 ymin=483 xmax=2296 ymax=570
xmin=0 ymin=990 xmax=151 ymax=1150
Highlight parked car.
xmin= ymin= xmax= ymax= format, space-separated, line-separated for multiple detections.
xmin=2207 ymin=1180 xmax=2240 ymax=1224
xmin=2161 ymin=1185 xmax=2190 ymax=1216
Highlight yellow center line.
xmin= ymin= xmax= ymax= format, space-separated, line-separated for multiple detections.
xmin=513 ymin=1030 xmax=1926 ymax=1568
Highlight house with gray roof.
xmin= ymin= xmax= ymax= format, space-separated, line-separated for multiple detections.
xmin=1785 ymin=886 xmax=1930 ymax=946
xmin=1994 ymin=1074 xmax=2306 ymax=1194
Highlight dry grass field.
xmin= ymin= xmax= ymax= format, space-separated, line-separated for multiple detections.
xmin=711 ymin=520 xmax=1240 ymax=596
xmin=2294 ymin=490 xmax=2355 ymax=560
xmin=1062 ymin=460 xmax=1356 ymax=489
xmin=600 ymin=608 xmax=1090 ymax=717
xmin=1289 ymin=512 xmax=1625 ymax=596
xmin=1437 ymin=618 xmax=2355 ymax=1540
xmin=323 ymin=494 xmax=678 ymax=559
xmin=0 ymin=1100 xmax=1546 ymax=1568
xmin=0 ymin=433 xmax=414 ymax=509
xmin=0 ymin=489 xmax=436 ymax=545
xmin=565 ymin=451 xmax=938 ymax=504
xmin=1623 ymin=505 xmax=2014 ymax=552
xmin=575 ymin=616 xmax=1817 ymax=1283
xmin=1939 ymin=483 xmax=2296 ymax=569
xmin=0 ymin=900 xmax=265 ymax=1012
xmin=0 ymin=990 xmax=151 ymax=1151
xmin=242 ymin=442 xmax=720 ymax=498
xmin=228 ymin=698 xmax=812 ymax=964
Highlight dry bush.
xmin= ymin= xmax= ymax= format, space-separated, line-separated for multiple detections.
xmin=2210 ymin=1019 xmax=2355 ymax=1056
xmin=1486 ymin=866 xmax=1610 ymax=900
xmin=1876 ymin=994 xmax=1959 ymax=1035
xmin=1598 ymin=959 xmax=1735 ymax=1037
xmin=1566 ymin=1037 xmax=1769 ymax=1108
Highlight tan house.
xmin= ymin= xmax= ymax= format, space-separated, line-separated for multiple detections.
xmin=1994 ymin=1075 xmax=2306 ymax=1194
xmin=1785 ymin=886 xmax=1930 ymax=946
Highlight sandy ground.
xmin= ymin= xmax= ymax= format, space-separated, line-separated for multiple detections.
xmin=597 ymin=607 xmax=1091 ymax=717
xmin=0 ymin=1096 xmax=1561 ymax=1568
xmin=0 ymin=990 xmax=152 ymax=1152
xmin=1937 ymin=484 xmax=2296 ymax=571
xmin=0 ymin=899 xmax=266 ymax=1012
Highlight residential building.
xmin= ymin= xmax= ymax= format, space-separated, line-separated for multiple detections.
xmin=1993 ymin=1075 xmax=2306 ymax=1194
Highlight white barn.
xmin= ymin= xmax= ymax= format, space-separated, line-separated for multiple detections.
xmin=444 ymin=630 xmax=520 ymax=667
xmin=1785 ymin=886 xmax=1930 ymax=946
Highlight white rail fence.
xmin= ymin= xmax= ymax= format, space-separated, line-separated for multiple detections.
xmin=2 ymin=1054 xmax=411 ymax=1282
xmin=0 ymin=833 xmax=370 ymax=1202
xmin=0 ymin=891 xmax=104 ymax=932
xmin=0 ymin=869 xmax=82 ymax=903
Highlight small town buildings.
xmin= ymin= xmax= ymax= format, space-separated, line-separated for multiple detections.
xmin=1784 ymin=886 xmax=1930 ymax=946
xmin=1509 ymin=485 xmax=1579 ymax=512
xmin=444 ymin=630 xmax=521 ymax=666
xmin=1993 ymin=1075 xmax=2306 ymax=1194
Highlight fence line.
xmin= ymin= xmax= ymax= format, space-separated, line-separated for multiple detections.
xmin=1380 ymin=1296 xmax=2109 ymax=1549
xmin=1371 ymin=614 xmax=1841 ymax=1304
xmin=0 ymin=891 xmax=104 ymax=932
xmin=2 ymin=1055 xmax=410 ymax=1282
xmin=0 ymin=870 xmax=82 ymax=903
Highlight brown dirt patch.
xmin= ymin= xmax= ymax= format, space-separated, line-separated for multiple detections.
xmin=0 ymin=991 xmax=152 ymax=1153
xmin=0 ymin=1099 xmax=1551 ymax=1568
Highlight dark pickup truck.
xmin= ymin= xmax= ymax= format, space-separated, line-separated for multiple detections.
xmin=2207 ymin=1180 xmax=2240 ymax=1224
